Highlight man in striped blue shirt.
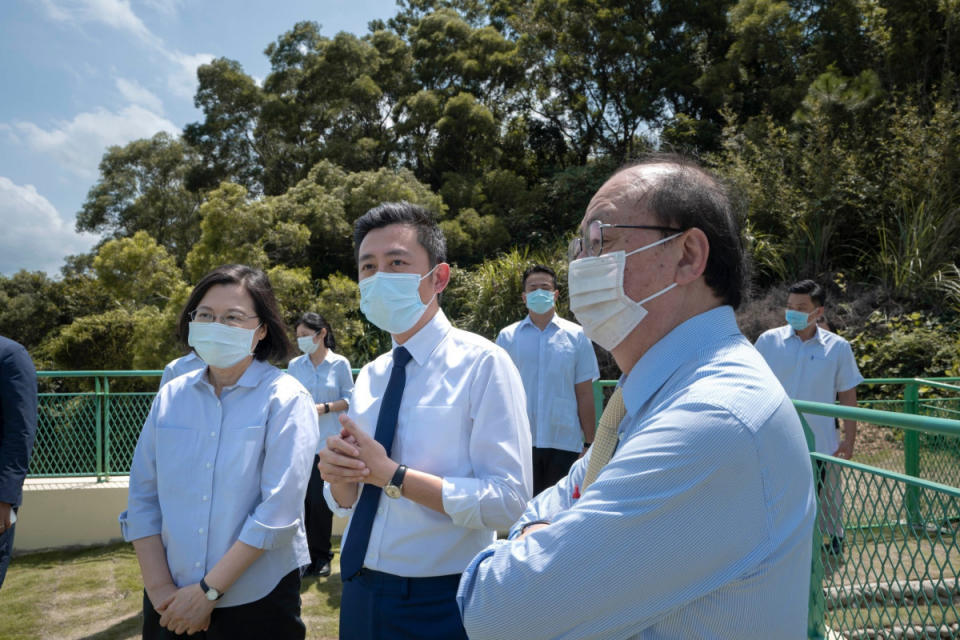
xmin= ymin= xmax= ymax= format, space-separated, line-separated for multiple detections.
xmin=458 ymin=155 xmax=817 ymax=639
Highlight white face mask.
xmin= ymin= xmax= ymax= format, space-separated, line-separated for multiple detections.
xmin=188 ymin=321 xmax=260 ymax=369
xmin=568 ymin=233 xmax=681 ymax=351
xmin=359 ymin=265 xmax=438 ymax=335
xmin=297 ymin=335 xmax=319 ymax=355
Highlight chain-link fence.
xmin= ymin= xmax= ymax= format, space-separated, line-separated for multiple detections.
xmin=797 ymin=400 xmax=960 ymax=639
xmin=33 ymin=371 xmax=161 ymax=479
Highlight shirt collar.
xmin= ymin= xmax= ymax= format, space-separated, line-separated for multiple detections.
xmin=392 ymin=309 xmax=452 ymax=367
xmin=519 ymin=312 xmax=560 ymax=332
xmin=191 ymin=358 xmax=272 ymax=390
xmin=621 ymin=306 xmax=740 ymax=417
xmin=788 ymin=324 xmax=826 ymax=344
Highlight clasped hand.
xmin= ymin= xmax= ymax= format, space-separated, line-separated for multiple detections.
xmin=316 ymin=414 xmax=396 ymax=488
xmin=155 ymin=583 xmax=214 ymax=635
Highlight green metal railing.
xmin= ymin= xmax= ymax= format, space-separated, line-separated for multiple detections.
xmin=28 ymin=371 xmax=960 ymax=637
xmin=34 ymin=371 xmax=162 ymax=479
xmin=796 ymin=400 xmax=960 ymax=640
xmin=33 ymin=368 xmax=363 ymax=480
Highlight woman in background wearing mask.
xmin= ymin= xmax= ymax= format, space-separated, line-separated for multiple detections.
xmin=120 ymin=264 xmax=319 ymax=639
xmin=287 ymin=312 xmax=354 ymax=578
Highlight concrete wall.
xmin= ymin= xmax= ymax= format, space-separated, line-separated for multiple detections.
xmin=15 ymin=477 xmax=346 ymax=553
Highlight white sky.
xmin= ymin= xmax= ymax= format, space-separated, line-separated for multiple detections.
xmin=0 ymin=0 xmax=400 ymax=276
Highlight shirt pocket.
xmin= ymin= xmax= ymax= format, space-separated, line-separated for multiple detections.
xmin=803 ymin=353 xmax=836 ymax=381
xmin=219 ymin=425 xmax=266 ymax=473
xmin=397 ymin=405 xmax=467 ymax=477
xmin=547 ymin=336 xmax=576 ymax=380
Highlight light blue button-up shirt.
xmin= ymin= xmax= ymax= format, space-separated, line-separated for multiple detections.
xmin=287 ymin=350 xmax=354 ymax=453
xmin=158 ymin=352 xmax=204 ymax=388
xmin=497 ymin=314 xmax=599 ymax=452
xmin=755 ymin=324 xmax=863 ymax=454
xmin=458 ymin=306 xmax=817 ymax=639
xmin=120 ymin=359 xmax=319 ymax=607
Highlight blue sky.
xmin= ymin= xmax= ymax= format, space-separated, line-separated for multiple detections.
xmin=0 ymin=0 xmax=400 ymax=277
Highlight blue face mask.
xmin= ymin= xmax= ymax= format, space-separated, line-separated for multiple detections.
xmin=359 ymin=266 xmax=438 ymax=335
xmin=525 ymin=289 xmax=555 ymax=314
xmin=785 ymin=309 xmax=813 ymax=332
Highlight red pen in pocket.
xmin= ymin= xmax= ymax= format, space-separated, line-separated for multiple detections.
xmin=572 ymin=484 xmax=580 ymax=500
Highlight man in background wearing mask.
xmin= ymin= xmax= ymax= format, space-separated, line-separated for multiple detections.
xmin=496 ymin=264 xmax=599 ymax=496
xmin=755 ymin=278 xmax=863 ymax=556
xmin=316 ymin=202 xmax=532 ymax=640
xmin=457 ymin=155 xmax=816 ymax=639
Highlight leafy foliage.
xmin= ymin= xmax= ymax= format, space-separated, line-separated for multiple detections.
xmin=6 ymin=0 xmax=960 ymax=377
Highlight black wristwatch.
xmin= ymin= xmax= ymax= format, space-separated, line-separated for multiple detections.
xmin=384 ymin=464 xmax=407 ymax=499
xmin=200 ymin=577 xmax=224 ymax=601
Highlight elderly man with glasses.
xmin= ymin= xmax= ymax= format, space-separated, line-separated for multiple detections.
xmin=458 ymin=154 xmax=817 ymax=639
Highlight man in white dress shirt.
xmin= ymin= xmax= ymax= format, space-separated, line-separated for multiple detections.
xmin=317 ymin=202 xmax=532 ymax=640
xmin=755 ymin=278 xmax=863 ymax=554
xmin=497 ymin=264 xmax=599 ymax=495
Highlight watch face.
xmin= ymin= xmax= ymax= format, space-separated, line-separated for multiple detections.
xmin=205 ymin=588 xmax=219 ymax=601
xmin=384 ymin=484 xmax=401 ymax=499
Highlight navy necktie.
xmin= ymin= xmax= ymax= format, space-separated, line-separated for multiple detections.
xmin=339 ymin=345 xmax=413 ymax=580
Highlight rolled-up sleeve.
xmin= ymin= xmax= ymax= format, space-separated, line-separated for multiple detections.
xmin=237 ymin=389 xmax=319 ymax=549
xmin=441 ymin=349 xmax=532 ymax=530
xmin=323 ymin=481 xmax=359 ymax=517
xmin=120 ymin=396 xmax=162 ymax=541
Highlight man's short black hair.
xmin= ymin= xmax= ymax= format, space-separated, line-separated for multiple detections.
xmin=614 ymin=153 xmax=746 ymax=310
xmin=522 ymin=264 xmax=557 ymax=290
xmin=788 ymin=279 xmax=825 ymax=307
xmin=353 ymin=202 xmax=447 ymax=267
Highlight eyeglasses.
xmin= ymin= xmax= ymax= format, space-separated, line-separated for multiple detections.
xmin=567 ymin=220 xmax=683 ymax=261
xmin=189 ymin=309 xmax=259 ymax=327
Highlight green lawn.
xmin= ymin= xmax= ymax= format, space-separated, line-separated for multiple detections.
xmin=0 ymin=541 xmax=343 ymax=639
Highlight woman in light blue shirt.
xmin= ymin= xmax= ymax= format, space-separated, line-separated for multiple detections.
xmin=120 ymin=264 xmax=319 ymax=638
xmin=287 ymin=312 xmax=354 ymax=578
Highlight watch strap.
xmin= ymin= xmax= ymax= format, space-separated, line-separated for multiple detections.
xmin=200 ymin=577 xmax=224 ymax=600
xmin=389 ymin=464 xmax=408 ymax=489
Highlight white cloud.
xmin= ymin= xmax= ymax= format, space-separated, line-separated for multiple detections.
xmin=141 ymin=0 xmax=183 ymax=15
xmin=0 ymin=177 xmax=98 ymax=276
xmin=40 ymin=0 xmax=162 ymax=49
xmin=115 ymin=77 xmax=164 ymax=113
xmin=40 ymin=0 xmax=214 ymax=103
xmin=11 ymin=105 xmax=179 ymax=178
xmin=165 ymin=50 xmax=215 ymax=99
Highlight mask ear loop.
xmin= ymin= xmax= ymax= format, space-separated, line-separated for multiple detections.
xmin=419 ymin=263 xmax=441 ymax=307
xmin=623 ymin=232 xmax=683 ymax=258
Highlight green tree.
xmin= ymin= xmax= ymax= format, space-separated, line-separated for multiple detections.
xmin=76 ymin=133 xmax=205 ymax=264
xmin=184 ymin=58 xmax=267 ymax=194
xmin=92 ymin=231 xmax=185 ymax=308
xmin=184 ymin=182 xmax=311 ymax=281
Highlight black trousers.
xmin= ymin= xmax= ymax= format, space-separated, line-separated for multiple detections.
xmin=532 ymin=447 xmax=580 ymax=496
xmin=142 ymin=569 xmax=305 ymax=640
xmin=305 ymin=454 xmax=333 ymax=565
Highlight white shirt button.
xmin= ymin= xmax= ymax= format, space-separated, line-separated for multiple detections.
xmin=209 ymin=431 xmax=216 ymax=437
xmin=198 ymin=528 xmax=204 ymax=534
xmin=202 ymin=495 xmax=209 ymax=501
xmin=377 ymin=507 xmax=384 ymax=515
xmin=206 ymin=462 xmax=212 ymax=469
xmin=195 ymin=561 xmax=202 ymax=568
